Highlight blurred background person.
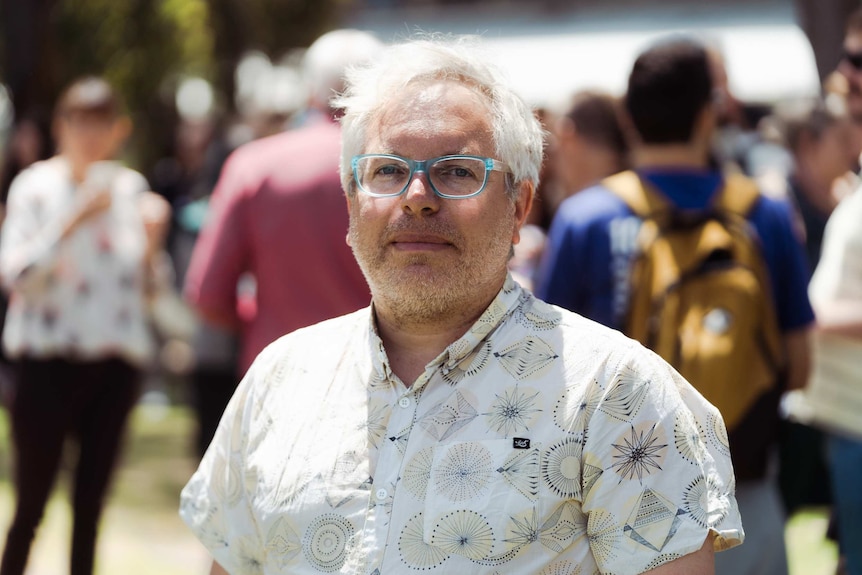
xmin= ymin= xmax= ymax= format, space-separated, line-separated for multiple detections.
xmin=778 ymin=96 xmax=856 ymax=272
xmin=511 ymin=91 xmax=628 ymax=290
xmin=149 ymin=88 xmax=239 ymax=459
xmin=553 ymin=89 xmax=629 ymax=202
xmin=182 ymin=30 xmax=382 ymax=433
xmin=0 ymin=113 xmax=52 ymax=407
xmin=0 ymin=77 xmax=169 ymax=575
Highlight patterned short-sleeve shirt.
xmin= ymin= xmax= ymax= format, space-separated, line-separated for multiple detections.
xmin=180 ymin=276 xmax=743 ymax=574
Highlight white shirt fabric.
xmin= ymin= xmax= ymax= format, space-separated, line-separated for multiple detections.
xmin=801 ymin=186 xmax=862 ymax=440
xmin=180 ymin=276 xmax=742 ymax=575
xmin=0 ymin=157 xmax=155 ymax=366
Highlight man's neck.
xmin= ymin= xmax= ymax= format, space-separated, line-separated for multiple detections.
xmin=373 ymin=290 xmax=498 ymax=387
xmin=632 ymin=144 xmax=709 ymax=170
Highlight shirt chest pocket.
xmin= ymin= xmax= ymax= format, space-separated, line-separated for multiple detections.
xmin=419 ymin=438 xmax=542 ymax=563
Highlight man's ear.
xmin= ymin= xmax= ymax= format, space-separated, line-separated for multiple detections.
xmin=344 ymin=191 xmax=354 ymax=247
xmin=512 ymin=180 xmax=535 ymax=246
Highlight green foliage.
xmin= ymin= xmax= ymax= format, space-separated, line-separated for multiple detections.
xmin=48 ymin=0 xmax=215 ymax=169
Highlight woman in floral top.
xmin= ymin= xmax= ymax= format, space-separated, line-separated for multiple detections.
xmin=0 ymin=76 xmax=169 ymax=575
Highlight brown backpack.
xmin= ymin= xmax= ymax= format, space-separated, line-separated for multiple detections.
xmin=603 ymin=170 xmax=785 ymax=430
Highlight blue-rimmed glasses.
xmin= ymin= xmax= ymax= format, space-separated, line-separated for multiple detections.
xmin=351 ymin=154 xmax=511 ymax=199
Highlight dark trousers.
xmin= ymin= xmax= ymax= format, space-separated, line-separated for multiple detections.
xmin=0 ymin=357 xmax=140 ymax=575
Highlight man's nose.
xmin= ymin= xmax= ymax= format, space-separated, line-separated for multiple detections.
xmin=401 ymin=170 xmax=440 ymax=215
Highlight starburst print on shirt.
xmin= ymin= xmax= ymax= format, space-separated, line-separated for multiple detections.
xmin=539 ymin=559 xmax=583 ymax=575
xmin=683 ymin=475 xmax=729 ymax=528
xmin=553 ymin=380 xmax=602 ymax=439
xmin=234 ymin=535 xmax=265 ymax=574
xmin=433 ymin=442 xmax=494 ymax=501
xmin=388 ymin=423 xmax=413 ymax=456
xmin=673 ymin=410 xmax=707 ymax=465
xmin=706 ymin=412 xmax=731 ymax=457
xmin=403 ymin=446 xmax=435 ymax=502
xmin=428 ymin=509 xmax=495 ymax=560
xmin=362 ymin=399 xmax=389 ymax=449
xmin=542 ymin=437 xmax=584 ymax=498
xmin=504 ymin=507 xmax=540 ymax=547
xmin=610 ymin=424 xmax=667 ymax=482
xmin=494 ymin=336 xmax=559 ymax=380
xmin=442 ymin=341 xmax=493 ymax=386
xmin=399 ymin=512 xmax=449 ymax=570
xmin=587 ymin=510 xmax=621 ymax=566
xmin=644 ymin=554 xmax=683 ymax=571
xmin=484 ymin=385 xmax=541 ymax=436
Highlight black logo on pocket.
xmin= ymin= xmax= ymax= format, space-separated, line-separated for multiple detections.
xmin=513 ymin=438 xmax=530 ymax=449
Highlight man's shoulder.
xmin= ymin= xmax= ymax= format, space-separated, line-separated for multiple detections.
xmin=519 ymin=293 xmax=637 ymax=355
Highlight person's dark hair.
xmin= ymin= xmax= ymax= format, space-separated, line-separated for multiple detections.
xmin=55 ymin=76 xmax=121 ymax=119
xmin=846 ymin=7 xmax=862 ymax=35
xmin=624 ymin=36 xmax=713 ymax=144
xmin=565 ymin=90 xmax=628 ymax=157
xmin=777 ymin=97 xmax=846 ymax=155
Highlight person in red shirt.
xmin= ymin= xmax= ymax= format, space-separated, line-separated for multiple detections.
xmin=184 ymin=29 xmax=383 ymax=375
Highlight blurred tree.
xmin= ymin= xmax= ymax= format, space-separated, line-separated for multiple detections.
xmin=0 ymin=0 xmax=214 ymax=171
xmin=0 ymin=0 xmax=344 ymax=173
xmin=205 ymin=0 xmax=345 ymax=116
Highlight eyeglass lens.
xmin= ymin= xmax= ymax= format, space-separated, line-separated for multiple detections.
xmin=355 ymin=156 xmax=487 ymax=197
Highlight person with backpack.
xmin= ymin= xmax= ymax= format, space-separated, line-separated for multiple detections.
xmin=535 ymin=36 xmax=814 ymax=575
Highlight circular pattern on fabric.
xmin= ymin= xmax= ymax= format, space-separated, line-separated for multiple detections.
xmin=706 ymin=412 xmax=731 ymax=457
xmin=398 ymin=512 xmax=449 ymax=570
xmin=542 ymin=437 xmax=583 ymax=499
xmin=429 ymin=509 xmax=495 ymax=560
xmin=683 ymin=475 xmax=728 ymax=528
xmin=403 ymin=446 xmax=435 ymax=501
xmin=673 ymin=411 xmax=707 ymax=465
xmin=539 ymin=559 xmax=582 ymax=575
xmin=302 ymin=514 xmax=355 ymax=572
xmin=434 ymin=442 xmax=494 ymax=501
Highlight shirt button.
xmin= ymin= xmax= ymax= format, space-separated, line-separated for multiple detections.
xmin=399 ymin=397 xmax=411 ymax=408
xmin=376 ymin=488 xmax=388 ymax=500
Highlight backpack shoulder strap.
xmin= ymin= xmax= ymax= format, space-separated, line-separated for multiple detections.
xmin=601 ymin=170 xmax=669 ymax=218
xmin=713 ymin=172 xmax=761 ymax=217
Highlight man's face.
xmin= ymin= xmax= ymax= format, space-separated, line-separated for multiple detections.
xmin=839 ymin=31 xmax=862 ymax=122
xmin=346 ymin=79 xmax=532 ymax=323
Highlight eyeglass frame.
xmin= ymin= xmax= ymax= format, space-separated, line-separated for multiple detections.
xmin=351 ymin=153 xmax=512 ymax=199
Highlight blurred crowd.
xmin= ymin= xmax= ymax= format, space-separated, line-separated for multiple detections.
xmin=0 ymin=7 xmax=861 ymax=575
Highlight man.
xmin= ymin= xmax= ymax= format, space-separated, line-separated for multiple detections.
xmin=183 ymin=29 xmax=382 ymax=375
xmin=536 ymin=37 xmax=814 ymax=575
xmin=181 ymin=36 xmax=742 ymax=574
xmin=553 ymin=90 xmax=629 ymax=202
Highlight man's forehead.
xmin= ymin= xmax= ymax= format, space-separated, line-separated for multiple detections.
xmin=366 ymin=79 xmax=494 ymax=149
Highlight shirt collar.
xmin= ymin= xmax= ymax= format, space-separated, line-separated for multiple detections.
xmin=364 ymin=274 xmax=524 ymax=391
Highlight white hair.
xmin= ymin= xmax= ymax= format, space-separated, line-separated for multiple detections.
xmin=334 ymin=35 xmax=545 ymax=199
xmin=303 ymin=29 xmax=384 ymax=110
